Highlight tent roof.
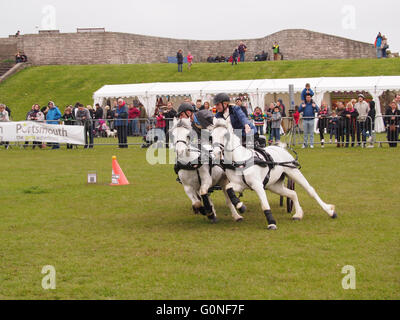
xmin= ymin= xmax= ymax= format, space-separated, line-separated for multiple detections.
xmin=93 ymin=76 xmax=400 ymax=100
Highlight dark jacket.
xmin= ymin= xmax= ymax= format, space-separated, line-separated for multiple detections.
xmin=95 ymin=108 xmax=104 ymax=120
xmin=215 ymin=105 xmax=256 ymax=136
xmin=384 ymin=108 xmax=400 ymax=127
xmin=61 ymin=113 xmax=75 ymax=125
xmin=177 ymin=52 xmax=184 ymax=64
xmin=342 ymin=108 xmax=359 ymax=133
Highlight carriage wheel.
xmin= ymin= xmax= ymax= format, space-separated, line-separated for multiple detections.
xmin=287 ymin=179 xmax=295 ymax=213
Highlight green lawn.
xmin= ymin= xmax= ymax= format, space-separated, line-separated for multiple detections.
xmin=0 ymin=144 xmax=398 ymax=300
xmin=0 ymin=58 xmax=399 ymax=121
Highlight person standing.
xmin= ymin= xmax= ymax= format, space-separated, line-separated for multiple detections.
xmin=138 ymin=103 xmax=148 ymax=137
xmin=343 ymin=102 xmax=359 ymax=148
xmin=114 ymin=98 xmax=129 ymax=148
xmin=164 ymin=102 xmax=177 ymax=148
xmin=251 ymin=107 xmax=266 ymax=135
xmin=177 ymin=49 xmax=184 ymax=73
xmin=317 ymin=102 xmax=330 ymax=148
xmin=375 ymin=33 xmax=383 ymax=59
xmin=336 ymin=102 xmax=346 ymax=148
xmin=354 ymin=94 xmax=370 ymax=147
xmin=385 ymin=101 xmax=400 ymax=148
xmin=129 ymin=103 xmax=140 ymax=136
xmin=187 ymin=52 xmax=193 ymax=71
xmin=238 ymin=42 xmax=247 ymax=62
xmin=299 ymin=93 xmax=319 ymax=149
xmin=232 ymin=49 xmax=239 ymax=65
xmin=26 ymin=104 xmax=45 ymax=149
xmin=76 ymin=104 xmax=94 ymax=149
xmin=0 ymin=104 xmax=10 ymax=149
xmin=270 ymin=106 xmax=282 ymax=144
xmin=272 ymin=42 xmax=280 ymax=60
xmin=46 ymin=101 xmax=62 ymax=149
xmin=381 ymin=36 xmax=389 ymax=58
xmin=61 ymin=106 xmax=76 ymax=150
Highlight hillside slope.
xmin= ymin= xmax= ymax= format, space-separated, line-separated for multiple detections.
xmin=0 ymin=58 xmax=399 ymax=120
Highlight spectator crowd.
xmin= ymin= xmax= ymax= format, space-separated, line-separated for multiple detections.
xmin=1 ymin=90 xmax=399 ymax=150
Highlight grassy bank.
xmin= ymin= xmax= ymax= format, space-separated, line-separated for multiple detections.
xmin=0 ymin=58 xmax=399 ymax=120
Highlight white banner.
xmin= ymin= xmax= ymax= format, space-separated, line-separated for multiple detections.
xmin=0 ymin=122 xmax=85 ymax=145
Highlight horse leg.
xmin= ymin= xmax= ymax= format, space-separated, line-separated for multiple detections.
xmin=285 ymin=169 xmax=337 ymax=218
xmin=182 ymin=184 xmax=203 ymax=215
xmin=220 ymin=178 xmax=243 ymax=222
xmin=250 ymin=182 xmax=277 ymax=230
xmin=225 ymin=180 xmax=247 ymax=214
xmin=201 ymin=194 xmax=218 ymax=223
xmin=198 ymin=168 xmax=218 ymax=222
xmin=267 ymin=181 xmax=304 ymax=221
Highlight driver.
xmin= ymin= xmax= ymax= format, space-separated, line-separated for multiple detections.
xmin=177 ymin=102 xmax=215 ymax=144
xmin=214 ymin=93 xmax=267 ymax=148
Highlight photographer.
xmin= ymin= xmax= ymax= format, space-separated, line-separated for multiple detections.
xmin=75 ymin=104 xmax=94 ymax=149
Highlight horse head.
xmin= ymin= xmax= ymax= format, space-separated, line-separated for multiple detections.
xmin=211 ymin=118 xmax=230 ymax=162
xmin=172 ymin=118 xmax=193 ymax=159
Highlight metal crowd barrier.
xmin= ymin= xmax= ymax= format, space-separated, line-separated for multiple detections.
xmin=1 ymin=115 xmax=399 ymax=149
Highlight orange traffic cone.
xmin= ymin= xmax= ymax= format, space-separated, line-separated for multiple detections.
xmin=110 ymin=156 xmax=130 ymax=186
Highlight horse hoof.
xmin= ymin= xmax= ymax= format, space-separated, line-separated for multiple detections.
xmin=332 ymin=212 xmax=338 ymax=219
xmin=238 ymin=205 xmax=247 ymax=214
xmin=293 ymin=217 xmax=302 ymax=221
xmin=236 ymin=217 xmax=244 ymax=223
xmin=268 ymin=224 xmax=278 ymax=231
xmin=208 ymin=214 xmax=218 ymax=224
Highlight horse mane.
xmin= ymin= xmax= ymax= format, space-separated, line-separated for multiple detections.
xmin=212 ymin=118 xmax=228 ymax=129
xmin=176 ymin=119 xmax=192 ymax=130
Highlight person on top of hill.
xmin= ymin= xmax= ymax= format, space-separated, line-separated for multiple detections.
xmin=187 ymin=52 xmax=193 ymax=71
xmin=375 ymin=32 xmax=383 ymax=59
xmin=238 ymin=42 xmax=247 ymax=62
xmin=177 ymin=49 xmax=184 ymax=73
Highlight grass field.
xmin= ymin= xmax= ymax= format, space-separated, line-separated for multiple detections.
xmin=0 ymin=143 xmax=399 ymax=300
xmin=0 ymin=58 xmax=399 ymax=300
xmin=0 ymin=58 xmax=399 ymax=121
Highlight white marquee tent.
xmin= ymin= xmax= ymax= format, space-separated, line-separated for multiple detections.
xmin=93 ymin=76 xmax=400 ymax=133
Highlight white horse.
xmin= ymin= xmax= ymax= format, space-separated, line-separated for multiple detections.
xmin=171 ymin=118 xmax=245 ymax=223
xmin=211 ymin=118 xmax=337 ymax=230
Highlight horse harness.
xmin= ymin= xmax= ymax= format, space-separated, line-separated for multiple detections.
xmin=174 ymin=140 xmax=224 ymax=192
xmin=213 ymin=142 xmax=301 ymax=190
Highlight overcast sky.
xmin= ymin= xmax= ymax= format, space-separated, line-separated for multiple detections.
xmin=1 ymin=0 xmax=399 ymax=52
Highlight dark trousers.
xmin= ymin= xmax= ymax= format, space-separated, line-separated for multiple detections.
xmin=387 ymin=128 xmax=399 ymax=148
xmin=337 ymin=123 xmax=345 ymax=145
xmin=84 ymin=123 xmax=94 ymax=148
xmin=345 ymin=124 xmax=356 ymax=147
xmin=356 ymin=121 xmax=367 ymax=144
xmin=117 ymin=125 xmax=128 ymax=148
xmin=178 ymin=64 xmax=183 ymax=72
